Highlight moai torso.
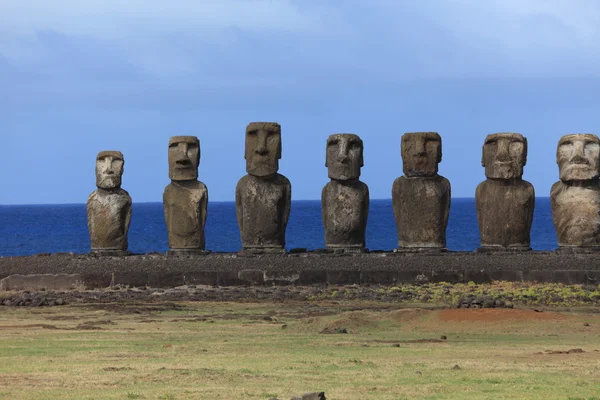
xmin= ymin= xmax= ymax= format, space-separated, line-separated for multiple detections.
xmin=236 ymin=122 xmax=291 ymax=252
xmin=475 ymin=133 xmax=534 ymax=251
xmin=87 ymin=151 xmax=132 ymax=255
xmin=236 ymin=173 xmax=291 ymax=249
xmin=392 ymin=132 xmax=450 ymax=250
xmin=551 ymin=134 xmax=600 ymax=249
xmin=392 ymin=175 xmax=450 ymax=248
xmin=476 ymin=179 xmax=534 ymax=248
xmin=87 ymin=188 xmax=132 ymax=252
xmin=164 ymin=180 xmax=208 ymax=250
xmin=322 ymin=134 xmax=369 ymax=251
xmin=163 ymin=136 xmax=208 ymax=253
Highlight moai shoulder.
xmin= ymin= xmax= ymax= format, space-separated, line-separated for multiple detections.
xmin=321 ymin=134 xmax=369 ymax=252
xmin=551 ymin=134 xmax=600 ymax=251
xmin=87 ymin=151 xmax=132 ymax=255
xmin=475 ymin=133 xmax=535 ymax=251
xmin=392 ymin=132 xmax=450 ymax=251
xmin=163 ymin=136 xmax=209 ymax=255
xmin=236 ymin=122 xmax=291 ymax=253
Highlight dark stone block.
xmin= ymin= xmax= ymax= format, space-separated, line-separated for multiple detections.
xmin=327 ymin=270 xmax=361 ymax=285
xmin=148 ymin=272 xmax=185 ymax=288
xmin=217 ymin=271 xmax=245 ymax=286
xmin=238 ymin=270 xmax=264 ymax=285
xmin=488 ymin=269 xmax=524 ymax=282
xmin=361 ymin=270 xmax=396 ymax=285
xmin=396 ymin=270 xmax=426 ymax=283
xmin=81 ymin=273 xmax=112 ymax=289
xmin=463 ymin=269 xmax=492 ymax=284
xmin=184 ymin=271 xmax=218 ymax=286
xmin=297 ymin=270 xmax=327 ymax=285
xmin=113 ymin=271 xmax=148 ymax=287
xmin=429 ymin=270 xmax=464 ymax=283
xmin=264 ymin=271 xmax=300 ymax=285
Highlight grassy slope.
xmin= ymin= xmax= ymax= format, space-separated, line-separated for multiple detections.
xmin=0 ymin=301 xmax=600 ymax=400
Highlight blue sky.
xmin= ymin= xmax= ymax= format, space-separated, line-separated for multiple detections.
xmin=2 ymin=0 xmax=600 ymax=204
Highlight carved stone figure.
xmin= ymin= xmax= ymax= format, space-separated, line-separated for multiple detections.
xmin=392 ymin=132 xmax=450 ymax=251
xmin=163 ymin=136 xmax=208 ymax=254
xmin=321 ymin=134 xmax=369 ymax=252
xmin=236 ymin=122 xmax=291 ymax=253
xmin=87 ymin=151 xmax=132 ymax=255
xmin=476 ymin=133 xmax=535 ymax=251
xmin=551 ymin=134 xmax=600 ymax=250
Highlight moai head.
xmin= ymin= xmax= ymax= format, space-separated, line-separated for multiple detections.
xmin=402 ymin=132 xmax=442 ymax=177
xmin=168 ymin=136 xmax=200 ymax=181
xmin=326 ymin=134 xmax=363 ymax=181
xmin=95 ymin=151 xmax=124 ymax=190
xmin=245 ymin=122 xmax=281 ymax=177
xmin=482 ymin=133 xmax=527 ymax=180
xmin=557 ymin=134 xmax=600 ymax=182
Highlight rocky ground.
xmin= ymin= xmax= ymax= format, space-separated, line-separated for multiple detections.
xmin=2 ymin=281 xmax=600 ymax=308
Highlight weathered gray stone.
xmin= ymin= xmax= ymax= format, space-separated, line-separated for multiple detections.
xmin=163 ymin=136 xmax=208 ymax=253
xmin=551 ymin=134 xmax=600 ymax=249
xmin=236 ymin=122 xmax=291 ymax=252
xmin=476 ymin=133 xmax=534 ymax=251
xmin=392 ymin=132 xmax=450 ymax=250
xmin=0 ymin=274 xmax=82 ymax=291
xmin=87 ymin=151 xmax=132 ymax=255
xmin=322 ymin=134 xmax=369 ymax=251
xmin=290 ymin=393 xmax=326 ymax=400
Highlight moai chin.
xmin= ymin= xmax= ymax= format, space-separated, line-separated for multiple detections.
xmin=551 ymin=134 xmax=600 ymax=251
xmin=321 ymin=134 xmax=369 ymax=252
xmin=163 ymin=136 xmax=209 ymax=255
xmin=392 ymin=132 xmax=450 ymax=251
xmin=476 ymin=133 xmax=535 ymax=251
xmin=236 ymin=122 xmax=291 ymax=254
xmin=87 ymin=151 xmax=132 ymax=256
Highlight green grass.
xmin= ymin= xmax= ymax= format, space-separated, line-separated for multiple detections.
xmin=1 ymin=300 xmax=600 ymax=399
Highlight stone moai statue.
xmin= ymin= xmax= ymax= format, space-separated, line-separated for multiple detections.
xmin=392 ymin=132 xmax=450 ymax=251
xmin=236 ymin=122 xmax=291 ymax=253
xmin=87 ymin=151 xmax=132 ymax=255
xmin=551 ymin=134 xmax=600 ymax=251
xmin=163 ymin=136 xmax=209 ymax=255
xmin=321 ymin=134 xmax=369 ymax=252
xmin=476 ymin=133 xmax=535 ymax=251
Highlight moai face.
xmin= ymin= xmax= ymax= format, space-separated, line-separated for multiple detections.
xmin=482 ymin=133 xmax=527 ymax=180
xmin=557 ymin=134 xmax=600 ymax=182
xmin=95 ymin=151 xmax=124 ymax=190
xmin=245 ymin=122 xmax=281 ymax=177
xmin=168 ymin=136 xmax=200 ymax=181
xmin=402 ymin=132 xmax=442 ymax=177
xmin=326 ymin=134 xmax=363 ymax=181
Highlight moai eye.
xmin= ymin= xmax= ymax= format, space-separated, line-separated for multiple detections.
xmin=169 ymin=142 xmax=179 ymax=149
xmin=247 ymin=130 xmax=258 ymax=136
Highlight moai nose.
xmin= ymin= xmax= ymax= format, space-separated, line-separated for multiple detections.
xmin=256 ymin=146 xmax=268 ymax=155
xmin=571 ymin=142 xmax=587 ymax=164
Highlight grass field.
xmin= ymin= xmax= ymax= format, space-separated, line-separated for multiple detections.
xmin=1 ymin=299 xmax=600 ymax=399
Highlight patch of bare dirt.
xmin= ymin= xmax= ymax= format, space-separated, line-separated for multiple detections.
xmin=437 ymin=309 xmax=569 ymax=322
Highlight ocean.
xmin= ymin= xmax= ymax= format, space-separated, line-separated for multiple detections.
xmin=0 ymin=198 xmax=557 ymax=257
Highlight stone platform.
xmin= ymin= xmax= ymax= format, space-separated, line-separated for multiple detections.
xmin=1 ymin=251 xmax=600 ymax=290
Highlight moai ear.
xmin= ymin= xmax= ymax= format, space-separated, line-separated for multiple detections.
xmin=522 ymin=137 xmax=528 ymax=167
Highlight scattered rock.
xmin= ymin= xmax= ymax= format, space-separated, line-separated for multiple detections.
xmin=584 ymin=323 xmax=590 ymax=327
xmin=392 ymin=344 xmax=400 ymax=348
xmin=281 ymin=324 xmax=288 ymax=329
xmin=415 ymin=371 xmax=422 ymax=375
xmin=440 ymin=335 xmax=447 ymax=340
xmin=452 ymin=364 xmax=461 ymax=370
xmin=290 ymin=393 xmax=326 ymax=400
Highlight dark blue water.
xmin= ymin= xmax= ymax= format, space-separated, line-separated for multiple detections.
xmin=0 ymin=199 xmax=557 ymax=256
